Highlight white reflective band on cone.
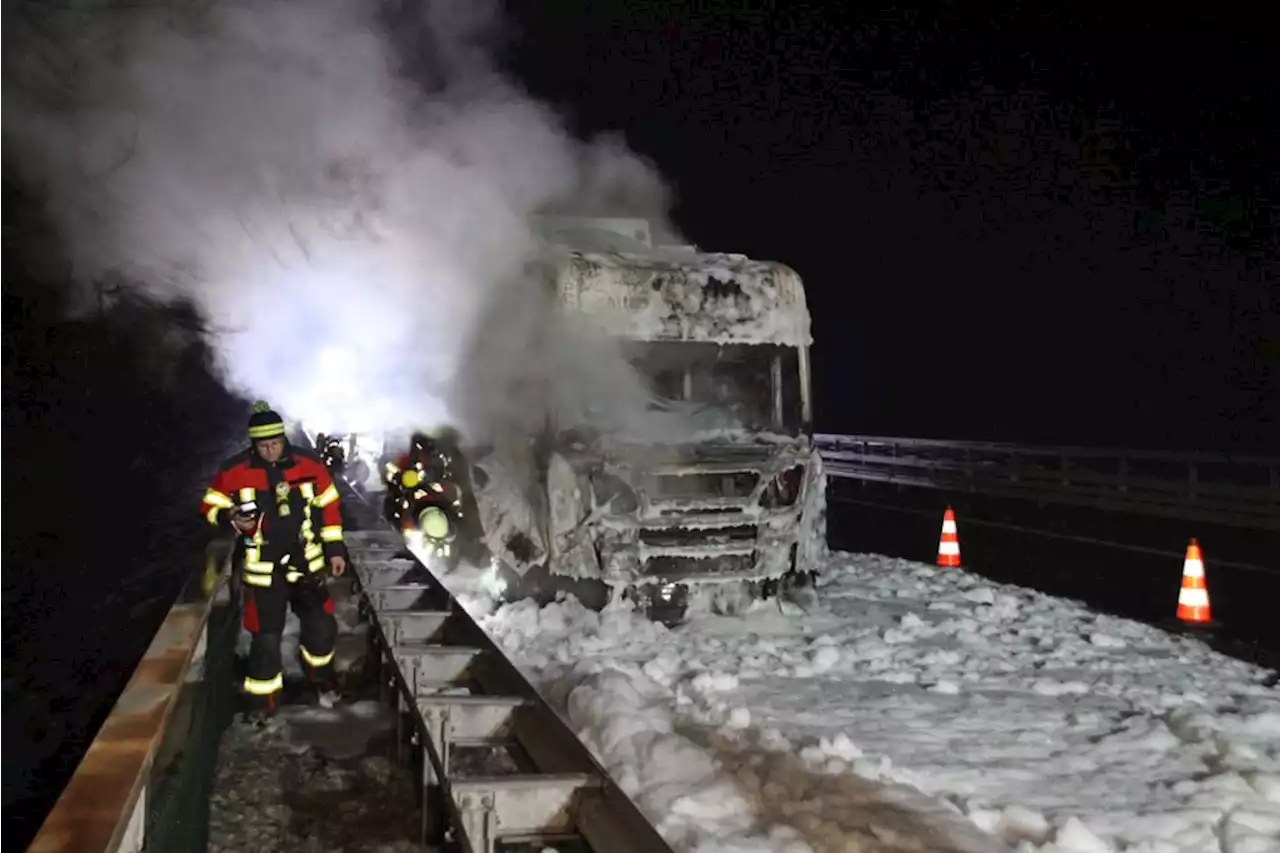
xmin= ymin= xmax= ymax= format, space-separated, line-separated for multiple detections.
xmin=939 ymin=541 xmax=960 ymax=555
xmin=1178 ymin=587 xmax=1210 ymax=607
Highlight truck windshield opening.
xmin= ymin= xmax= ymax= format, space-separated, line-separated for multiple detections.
xmin=624 ymin=341 xmax=804 ymax=435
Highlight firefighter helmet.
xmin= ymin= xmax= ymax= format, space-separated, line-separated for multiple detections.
xmin=418 ymin=505 xmax=452 ymax=541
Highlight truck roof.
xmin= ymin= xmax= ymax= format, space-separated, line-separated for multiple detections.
xmin=534 ymin=216 xmax=812 ymax=347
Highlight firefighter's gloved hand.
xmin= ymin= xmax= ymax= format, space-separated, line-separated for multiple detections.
xmin=329 ymin=555 xmax=347 ymax=577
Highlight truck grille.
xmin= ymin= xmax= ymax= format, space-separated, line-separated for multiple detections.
xmin=639 ymin=525 xmax=757 ymax=549
xmin=656 ymin=506 xmax=742 ymax=517
xmin=643 ymin=553 xmax=756 ymax=580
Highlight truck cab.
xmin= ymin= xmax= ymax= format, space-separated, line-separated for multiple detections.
xmin=473 ymin=216 xmax=828 ymax=621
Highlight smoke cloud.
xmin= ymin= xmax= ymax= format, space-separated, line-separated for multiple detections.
xmin=4 ymin=0 xmax=678 ymax=441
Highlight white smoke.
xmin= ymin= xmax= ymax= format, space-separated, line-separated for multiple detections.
xmin=3 ymin=0 xmax=677 ymax=439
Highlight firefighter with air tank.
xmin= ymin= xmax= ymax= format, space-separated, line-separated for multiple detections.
xmin=383 ymin=427 xmax=484 ymax=569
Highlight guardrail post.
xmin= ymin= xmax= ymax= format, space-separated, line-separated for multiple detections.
xmin=121 ymin=784 xmax=146 ymax=853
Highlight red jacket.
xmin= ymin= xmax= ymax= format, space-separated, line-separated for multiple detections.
xmin=200 ymin=445 xmax=346 ymax=584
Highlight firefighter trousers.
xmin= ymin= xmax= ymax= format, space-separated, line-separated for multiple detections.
xmin=241 ymin=569 xmax=338 ymax=711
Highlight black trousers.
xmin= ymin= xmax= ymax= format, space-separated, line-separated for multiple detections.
xmin=241 ymin=570 xmax=338 ymax=710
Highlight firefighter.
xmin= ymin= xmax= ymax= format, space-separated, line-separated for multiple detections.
xmin=419 ymin=427 xmax=487 ymax=561
xmin=383 ymin=431 xmax=444 ymax=530
xmin=383 ymin=431 xmax=438 ymax=487
xmin=199 ymin=401 xmax=348 ymax=723
xmin=380 ymin=431 xmax=467 ymax=565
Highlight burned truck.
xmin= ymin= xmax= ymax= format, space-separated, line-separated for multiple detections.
xmin=473 ymin=217 xmax=828 ymax=622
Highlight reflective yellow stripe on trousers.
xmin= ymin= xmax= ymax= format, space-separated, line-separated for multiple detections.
xmin=300 ymin=646 xmax=335 ymax=667
xmin=243 ymin=672 xmax=283 ymax=695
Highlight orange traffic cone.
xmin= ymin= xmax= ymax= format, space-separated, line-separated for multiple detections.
xmin=1175 ymin=539 xmax=1212 ymax=624
xmin=937 ymin=506 xmax=961 ymax=568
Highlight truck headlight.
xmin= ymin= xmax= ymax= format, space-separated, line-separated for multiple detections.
xmin=592 ymin=473 xmax=639 ymax=514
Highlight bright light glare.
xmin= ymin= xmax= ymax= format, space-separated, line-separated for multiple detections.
xmin=403 ymin=530 xmax=425 ymax=554
xmin=481 ymin=558 xmax=508 ymax=598
xmin=214 ymin=243 xmax=461 ymax=439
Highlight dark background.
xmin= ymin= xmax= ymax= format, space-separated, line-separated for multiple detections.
xmin=2 ymin=175 xmax=244 ymax=843
xmin=505 ymin=2 xmax=1279 ymax=451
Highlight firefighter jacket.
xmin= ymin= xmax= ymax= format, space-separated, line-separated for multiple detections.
xmin=200 ymin=445 xmax=346 ymax=588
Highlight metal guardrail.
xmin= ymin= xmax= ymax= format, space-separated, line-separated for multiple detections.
xmin=349 ymin=529 xmax=674 ymax=853
xmin=815 ymin=433 xmax=1280 ymax=532
xmin=29 ymin=543 xmax=235 ymax=853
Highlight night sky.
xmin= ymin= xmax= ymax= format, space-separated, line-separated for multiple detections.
xmin=504 ymin=2 xmax=1278 ymax=452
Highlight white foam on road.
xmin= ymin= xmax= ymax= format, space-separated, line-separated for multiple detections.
xmin=442 ymin=554 xmax=1280 ymax=853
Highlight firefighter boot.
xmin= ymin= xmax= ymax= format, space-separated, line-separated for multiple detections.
xmin=241 ymin=689 xmax=281 ymax=729
xmin=242 ymin=629 xmax=286 ymax=727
